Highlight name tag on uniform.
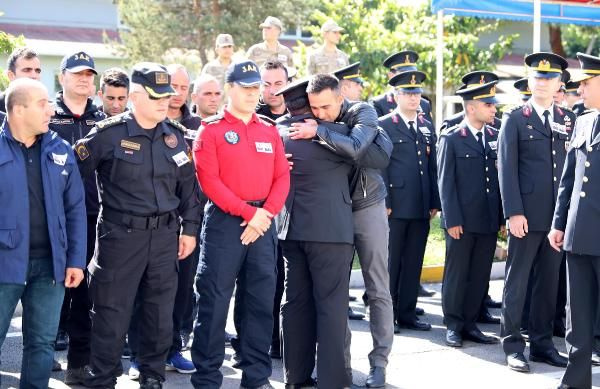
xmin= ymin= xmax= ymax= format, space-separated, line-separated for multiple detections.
xmin=419 ymin=127 xmax=430 ymax=135
xmin=255 ymin=142 xmax=273 ymax=153
xmin=488 ymin=141 xmax=498 ymax=151
xmin=52 ymin=152 xmax=67 ymax=166
xmin=185 ymin=129 xmax=198 ymax=141
xmin=172 ymin=151 xmax=190 ymax=167
xmin=278 ymin=54 xmax=288 ymax=62
xmin=86 ymin=120 xmax=96 ymax=126
xmin=551 ymin=123 xmax=567 ymax=135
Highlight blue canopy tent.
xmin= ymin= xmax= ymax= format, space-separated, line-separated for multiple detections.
xmin=430 ymin=0 xmax=600 ymax=128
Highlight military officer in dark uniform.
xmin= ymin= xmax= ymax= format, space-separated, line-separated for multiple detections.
xmin=275 ymin=78 xmax=355 ymax=389
xmin=440 ymin=71 xmax=502 ymax=133
xmin=549 ymin=52 xmax=600 ymax=389
xmin=191 ymin=61 xmax=290 ymax=389
xmin=564 ymin=80 xmax=581 ymax=110
xmin=498 ymin=52 xmax=576 ymax=373
xmin=74 ymin=62 xmax=201 ymax=388
xmin=438 ymin=81 xmax=503 ymax=347
xmin=381 ymin=70 xmax=440 ymax=332
xmin=370 ymin=51 xmax=433 ymax=123
xmin=514 ymin=78 xmax=532 ymax=103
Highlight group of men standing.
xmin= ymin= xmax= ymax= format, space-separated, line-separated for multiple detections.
xmin=1 ymin=12 xmax=600 ymax=389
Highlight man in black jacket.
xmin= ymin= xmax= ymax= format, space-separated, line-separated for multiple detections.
xmin=380 ymin=70 xmax=440 ymax=333
xmin=286 ymin=73 xmax=394 ymax=387
xmin=48 ymin=51 xmax=106 ymax=383
xmin=276 ymin=78 xmax=354 ymax=389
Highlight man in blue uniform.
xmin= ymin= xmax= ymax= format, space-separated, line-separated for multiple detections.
xmin=437 ymin=80 xmax=503 ymax=347
xmin=380 ymin=70 xmax=440 ymax=333
xmin=498 ymin=52 xmax=576 ymax=373
xmin=74 ymin=62 xmax=201 ymax=389
xmin=549 ymin=52 xmax=600 ymax=389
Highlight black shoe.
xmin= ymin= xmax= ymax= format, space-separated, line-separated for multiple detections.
xmin=592 ymin=350 xmax=600 ymax=366
xmin=418 ymin=284 xmax=435 ymax=297
xmin=349 ymin=295 xmax=357 ymax=302
xmin=365 ymin=366 xmax=386 ymax=387
xmin=506 ymin=352 xmax=530 ymax=373
xmin=484 ymin=295 xmax=502 ymax=309
xmin=362 ymin=291 xmax=369 ymax=307
xmin=445 ymin=330 xmax=463 ymax=347
xmin=54 ymin=330 xmax=69 ymax=351
xmin=140 ymin=376 xmax=163 ymax=389
xmin=65 ymin=366 xmax=87 ymax=385
xmin=52 ymin=358 xmax=62 ymax=371
xmin=397 ymin=319 xmax=432 ymax=331
xmin=348 ymin=307 xmax=364 ymax=320
xmin=476 ymin=311 xmax=501 ymax=324
xmin=530 ymin=349 xmax=568 ymax=368
xmin=393 ymin=324 xmax=401 ymax=334
xmin=285 ymin=377 xmax=317 ymax=388
xmin=415 ymin=307 xmax=425 ymax=316
xmin=553 ymin=322 xmax=566 ymax=338
xmin=462 ymin=328 xmax=498 ymax=344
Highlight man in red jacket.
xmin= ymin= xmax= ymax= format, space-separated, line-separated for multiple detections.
xmin=190 ymin=60 xmax=290 ymax=389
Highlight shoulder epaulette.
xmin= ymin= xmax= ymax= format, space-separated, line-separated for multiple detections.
xmin=95 ymin=112 xmax=127 ymax=131
xmin=202 ymin=113 xmax=224 ymax=125
xmin=257 ymin=114 xmax=276 ymax=126
xmin=440 ymin=123 xmax=461 ymax=137
xmin=167 ymin=118 xmax=189 ymax=133
xmin=504 ymin=104 xmax=525 ymax=116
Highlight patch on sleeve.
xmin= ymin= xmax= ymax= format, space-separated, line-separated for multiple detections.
xmin=75 ymin=143 xmax=90 ymax=161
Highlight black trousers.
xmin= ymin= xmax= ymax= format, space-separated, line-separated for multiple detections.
xmin=442 ymin=231 xmax=496 ymax=332
xmin=280 ymin=240 xmax=353 ymax=389
xmin=501 ymin=231 xmax=562 ymax=355
xmin=561 ymin=253 xmax=600 ymax=389
xmin=191 ymin=204 xmax=277 ymax=389
xmin=85 ymin=218 xmax=179 ymax=387
xmin=388 ymin=218 xmax=430 ymax=324
xmin=63 ymin=215 xmax=97 ymax=368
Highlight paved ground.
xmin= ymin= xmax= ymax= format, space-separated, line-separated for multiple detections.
xmin=2 ymin=280 xmax=599 ymax=388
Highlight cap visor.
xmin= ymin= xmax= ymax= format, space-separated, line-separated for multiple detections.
xmin=66 ymin=65 xmax=97 ymax=74
xmin=571 ymin=73 xmax=596 ymax=83
xmin=479 ymin=96 xmax=499 ymax=104
xmin=532 ymin=71 xmax=561 ymax=79
xmin=236 ymin=79 xmax=262 ymax=87
xmin=399 ymin=87 xmax=423 ymax=94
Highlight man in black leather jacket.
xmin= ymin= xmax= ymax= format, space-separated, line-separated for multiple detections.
xmin=290 ymin=73 xmax=394 ymax=388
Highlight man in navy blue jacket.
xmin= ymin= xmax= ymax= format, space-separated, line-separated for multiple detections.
xmin=0 ymin=78 xmax=86 ymax=388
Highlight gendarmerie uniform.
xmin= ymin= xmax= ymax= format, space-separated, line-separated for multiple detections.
xmin=370 ymin=51 xmax=432 ymax=122
xmin=553 ymin=52 xmax=600 ymax=389
xmin=381 ymin=71 xmax=440 ymax=330
xmin=275 ymin=79 xmax=355 ymax=388
xmin=440 ymin=71 xmax=502 ymax=134
xmin=191 ymin=61 xmax=290 ymax=389
xmin=74 ymin=63 xmax=202 ymax=387
xmin=437 ymin=81 xmax=502 ymax=345
xmin=498 ymin=53 xmax=576 ymax=365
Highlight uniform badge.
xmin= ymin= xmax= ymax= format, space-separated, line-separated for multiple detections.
xmin=164 ymin=133 xmax=178 ymax=148
xmin=255 ymin=142 xmax=273 ymax=153
xmin=52 ymin=153 xmax=67 ymax=166
xmin=392 ymin=114 xmax=399 ymax=124
xmin=488 ymin=141 xmax=498 ymax=151
xmin=86 ymin=120 xmax=96 ymax=126
xmin=172 ymin=150 xmax=190 ymax=167
xmin=75 ymin=144 xmax=90 ymax=161
xmin=224 ymin=130 xmax=240 ymax=145
xmin=120 ymin=140 xmax=141 ymax=151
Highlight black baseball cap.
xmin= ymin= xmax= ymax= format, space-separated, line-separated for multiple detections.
xmin=131 ymin=62 xmax=175 ymax=99
xmin=456 ymin=80 xmax=499 ymax=104
xmin=225 ymin=60 xmax=262 ymax=86
xmin=60 ymin=51 xmax=97 ymax=74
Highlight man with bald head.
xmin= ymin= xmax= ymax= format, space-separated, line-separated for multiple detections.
xmin=0 ymin=78 xmax=86 ymax=388
xmin=167 ymin=64 xmax=202 ymax=131
xmin=191 ymin=74 xmax=223 ymax=119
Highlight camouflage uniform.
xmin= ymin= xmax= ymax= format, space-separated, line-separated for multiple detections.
xmin=307 ymin=46 xmax=349 ymax=75
xmin=246 ymin=42 xmax=294 ymax=68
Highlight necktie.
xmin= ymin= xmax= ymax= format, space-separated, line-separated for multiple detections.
xmin=476 ymin=131 xmax=485 ymax=153
xmin=543 ymin=110 xmax=552 ymax=135
xmin=408 ymin=120 xmax=416 ymax=135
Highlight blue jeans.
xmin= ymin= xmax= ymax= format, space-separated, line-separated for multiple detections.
xmin=0 ymin=258 xmax=65 ymax=389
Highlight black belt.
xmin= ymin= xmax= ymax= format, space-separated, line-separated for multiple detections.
xmin=246 ymin=200 xmax=265 ymax=207
xmin=102 ymin=207 xmax=175 ymax=230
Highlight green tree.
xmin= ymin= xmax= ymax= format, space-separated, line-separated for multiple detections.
xmin=561 ymin=24 xmax=600 ymax=58
xmin=0 ymin=20 xmax=26 ymax=90
xmin=113 ymin=0 xmax=315 ymax=68
xmin=304 ymin=0 xmax=516 ymax=99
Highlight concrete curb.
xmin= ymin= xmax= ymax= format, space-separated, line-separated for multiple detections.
xmin=349 ymin=260 xmax=506 ymax=288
